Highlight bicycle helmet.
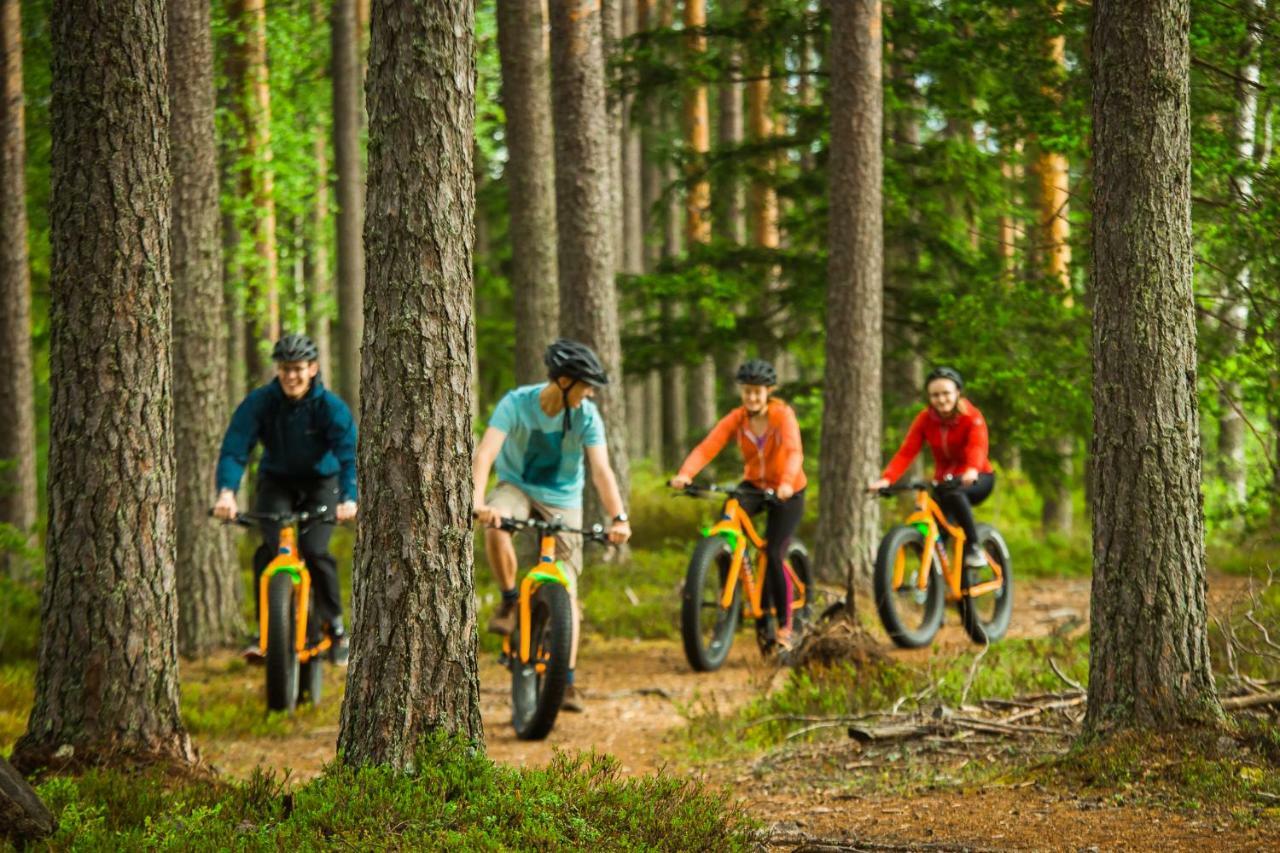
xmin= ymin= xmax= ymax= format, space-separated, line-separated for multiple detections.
xmin=272 ymin=333 xmax=319 ymax=363
xmin=925 ymin=366 xmax=964 ymax=391
xmin=735 ymin=359 xmax=777 ymax=386
xmin=544 ymin=338 xmax=609 ymax=387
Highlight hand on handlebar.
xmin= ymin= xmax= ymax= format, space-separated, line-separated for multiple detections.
xmin=867 ymin=477 xmax=891 ymax=494
xmin=212 ymin=489 xmax=238 ymax=521
xmin=607 ymin=518 xmax=631 ymax=545
xmin=336 ymin=501 xmax=358 ymax=522
xmin=669 ymin=474 xmax=691 ymax=490
xmin=473 ymin=504 xmax=500 ymax=528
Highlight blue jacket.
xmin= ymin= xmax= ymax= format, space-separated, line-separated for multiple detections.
xmin=216 ymin=378 xmax=358 ymax=501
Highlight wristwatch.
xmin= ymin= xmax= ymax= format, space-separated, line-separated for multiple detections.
xmin=612 ymin=512 xmax=630 ymax=524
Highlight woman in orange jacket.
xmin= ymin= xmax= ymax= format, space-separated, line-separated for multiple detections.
xmin=669 ymin=359 xmax=807 ymax=646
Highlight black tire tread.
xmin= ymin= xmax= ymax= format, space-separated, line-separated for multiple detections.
xmin=680 ymin=536 xmax=741 ymax=672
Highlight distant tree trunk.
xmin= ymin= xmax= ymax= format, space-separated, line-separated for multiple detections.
xmin=307 ymin=131 xmax=333 ymax=381
xmin=497 ymin=0 xmax=559 ymax=385
xmin=683 ymin=0 xmax=716 ymax=434
xmin=333 ymin=0 xmax=365 ymax=414
xmin=549 ymin=0 xmax=631 ymax=513
xmin=661 ymin=154 xmax=687 ymax=468
xmin=169 ymin=0 xmax=240 ymax=656
xmin=816 ymin=0 xmax=882 ymax=587
xmin=622 ymin=1 xmax=644 ymax=277
xmin=1218 ymin=0 xmax=1265 ymax=507
xmin=337 ymin=0 xmax=482 ymax=766
xmin=746 ymin=0 xmax=780 ymax=362
xmin=639 ymin=0 xmax=663 ymax=462
xmin=218 ymin=20 xmax=248 ymax=405
xmin=1086 ymin=0 xmax=1221 ymax=734
xmin=715 ymin=33 xmax=745 ymax=245
xmin=11 ymin=0 xmax=195 ymax=771
xmin=0 ymin=0 xmax=38 ymax=578
xmin=602 ymin=0 xmax=624 ymax=270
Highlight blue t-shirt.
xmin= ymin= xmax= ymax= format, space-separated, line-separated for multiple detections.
xmin=490 ymin=384 xmax=606 ymax=508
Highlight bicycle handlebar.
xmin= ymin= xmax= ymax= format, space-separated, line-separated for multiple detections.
xmin=673 ymin=483 xmax=781 ymax=505
xmin=494 ymin=515 xmax=610 ymax=543
xmin=210 ymin=508 xmax=337 ymax=527
xmin=873 ymin=475 xmax=967 ymax=498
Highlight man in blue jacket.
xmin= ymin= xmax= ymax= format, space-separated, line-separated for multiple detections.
xmin=212 ymin=333 xmax=357 ymax=664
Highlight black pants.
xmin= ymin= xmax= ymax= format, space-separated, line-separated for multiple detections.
xmin=735 ymin=484 xmax=806 ymax=630
xmin=252 ymin=474 xmax=342 ymax=628
xmin=936 ymin=473 xmax=995 ymax=550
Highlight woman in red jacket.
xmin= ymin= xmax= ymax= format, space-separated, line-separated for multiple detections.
xmin=670 ymin=359 xmax=806 ymax=647
xmin=869 ymin=367 xmax=994 ymax=568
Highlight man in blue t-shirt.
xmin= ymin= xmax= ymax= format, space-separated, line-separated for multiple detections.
xmin=212 ymin=333 xmax=357 ymax=665
xmin=472 ymin=339 xmax=631 ymax=712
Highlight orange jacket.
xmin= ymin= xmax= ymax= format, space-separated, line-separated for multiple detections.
xmin=677 ymin=399 xmax=807 ymax=492
xmin=881 ymin=399 xmax=993 ymax=484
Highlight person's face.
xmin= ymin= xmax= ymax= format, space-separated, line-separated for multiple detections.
xmin=927 ymin=378 xmax=960 ymax=417
xmin=739 ymin=383 xmax=771 ymax=414
xmin=558 ymin=377 xmax=596 ymax=408
xmin=277 ymin=360 xmax=319 ymax=400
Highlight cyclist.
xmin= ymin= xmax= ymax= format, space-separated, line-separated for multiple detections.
xmin=472 ymin=338 xmax=632 ymax=713
xmin=669 ymin=359 xmax=806 ymax=650
xmin=868 ymin=366 xmax=993 ymax=568
xmin=212 ymin=333 xmax=357 ymax=665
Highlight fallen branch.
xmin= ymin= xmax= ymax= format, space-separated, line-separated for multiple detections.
xmin=1222 ymin=691 xmax=1280 ymax=711
xmin=1048 ymin=657 xmax=1086 ymax=694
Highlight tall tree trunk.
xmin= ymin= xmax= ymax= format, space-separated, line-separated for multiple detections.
xmin=219 ymin=21 xmax=248 ymax=406
xmin=746 ymin=0 xmax=780 ymax=361
xmin=817 ymin=0 xmax=882 ymax=587
xmin=661 ymin=152 xmax=687 ymax=469
xmin=683 ymin=0 xmax=716 ymax=435
xmin=0 ymin=0 xmax=38 ymax=578
xmin=307 ymin=131 xmax=333 ymax=381
xmin=549 ymin=0 xmax=631 ymax=514
xmin=637 ymin=0 xmax=663 ymax=463
xmin=333 ymin=0 xmax=365 ymax=415
xmin=170 ymin=0 xmax=240 ymax=656
xmin=337 ymin=0 xmax=481 ymax=765
xmin=497 ymin=0 xmax=559 ymax=385
xmin=1218 ymin=0 xmax=1265 ymax=506
xmin=1087 ymin=0 xmax=1221 ymax=734
xmin=230 ymin=0 xmax=279 ymax=376
xmin=602 ymin=0 xmax=624 ymax=271
xmin=11 ymin=0 xmax=195 ymax=770
xmin=622 ymin=1 xmax=644 ymax=276
xmin=715 ymin=33 xmax=745 ymax=245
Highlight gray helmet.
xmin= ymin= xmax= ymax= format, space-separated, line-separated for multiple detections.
xmin=735 ymin=359 xmax=777 ymax=386
xmin=544 ymin=338 xmax=609 ymax=387
xmin=272 ymin=333 xmax=319 ymax=363
xmin=925 ymin=366 xmax=964 ymax=391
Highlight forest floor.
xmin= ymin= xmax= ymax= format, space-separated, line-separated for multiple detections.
xmin=183 ymin=572 xmax=1280 ymax=851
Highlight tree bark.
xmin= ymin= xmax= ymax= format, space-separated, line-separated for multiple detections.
xmin=169 ymin=0 xmax=240 ymax=656
xmin=307 ymin=1 xmax=333 ymax=381
xmin=1086 ymin=0 xmax=1221 ymax=734
xmin=0 ymin=755 xmax=53 ymax=842
xmin=11 ymin=0 xmax=195 ymax=771
xmin=333 ymin=0 xmax=365 ymax=416
xmin=622 ymin=0 xmax=644 ymax=276
xmin=1218 ymin=0 xmax=1265 ymax=507
xmin=497 ymin=0 xmax=559 ymax=385
xmin=549 ymin=0 xmax=631 ymax=514
xmin=0 ymin=0 xmax=38 ymax=578
xmin=602 ymin=0 xmax=624 ymax=271
xmin=337 ymin=0 xmax=482 ymax=766
xmin=816 ymin=0 xmax=882 ymax=587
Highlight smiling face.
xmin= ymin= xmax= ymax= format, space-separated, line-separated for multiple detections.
xmin=739 ymin=383 xmax=771 ymax=416
xmin=926 ymin=377 xmax=961 ymax=418
xmin=277 ymin=359 xmax=319 ymax=400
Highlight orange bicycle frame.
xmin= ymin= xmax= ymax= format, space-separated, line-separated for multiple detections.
xmin=706 ymin=497 xmax=806 ymax=619
xmin=257 ymin=525 xmax=331 ymax=663
xmin=899 ymin=488 xmax=1003 ymax=602
xmin=503 ymin=532 xmax=570 ymax=667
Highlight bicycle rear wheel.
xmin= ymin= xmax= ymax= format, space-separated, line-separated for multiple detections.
xmin=511 ymin=582 xmax=572 ymax=740
xmin=680 ymin=536 xmax=742 ymax=672
xmin=959 ymin=524 xmax=1014 ymax=644
xmin=785 ymin=541 xmax=813 ymax=631
xmin=265 ymin=572 xmax=300 ymax=712
xmin=873 ymin=525 xmax=944 ymax=648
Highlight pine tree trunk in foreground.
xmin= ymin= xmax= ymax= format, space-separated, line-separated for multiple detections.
xmin=1086 ymin=0 xmax=1221 ymax=734
xmin=816 ymin=0 xmax=882 ymax=587
xmin=550 ymin=0 xmax=631 ymax=513
xmin=11 ymin=0 xmax=194 ymax=771
xmin=0 ymin=0 xmax=38 ymax=578
xmin=169 ymin=0 xmax=240 ymax=656
xmin=497 ymin=0 xmax=559 ymax=385
xmin=337 ymin=0 xmax=482 ymax=765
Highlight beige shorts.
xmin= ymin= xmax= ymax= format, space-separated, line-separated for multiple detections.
xmin=486 ymin=482 xmax=584 ymax=593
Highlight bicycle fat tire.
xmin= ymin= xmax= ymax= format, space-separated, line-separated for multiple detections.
xmin=873 ymin=525 xmax=945 ymax=649
xmin=511 ymin=582 xmax=573 ymax=741
xmin=959 ymin=524 xmax=1014 ymax=644
xmin=266 ymin=571 xmax=301 ymax=712
xmin=785 ymin=540 xmax=813 ymax=630
xmin=680 ymin=535 xmax=742 ymax=672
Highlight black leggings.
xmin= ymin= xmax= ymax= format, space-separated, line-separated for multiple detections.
xmin=735 ymin=484 xmax=806 ymax=630
xmin=935 ymin=473 xmax=995 ymax=548
xmin=252 ymin=474 xmax=342 ymax=628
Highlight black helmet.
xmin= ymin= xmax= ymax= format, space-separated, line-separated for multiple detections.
xmin=925 ymin=366 xmax=964 ymax=391
xmin=272 ymin=333 xmax=319 ymax=363
xmin=544 ymin=338 xmax=609 ymax=387
xmin=735 ymin=359 xmax=777 ymax=386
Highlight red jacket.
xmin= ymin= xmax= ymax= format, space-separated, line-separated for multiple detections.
xmin=881 ymin=400 xmax=993 ymax=484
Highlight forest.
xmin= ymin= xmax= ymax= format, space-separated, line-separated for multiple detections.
xmin=1 ymin=0 xmax=1279 ymax=849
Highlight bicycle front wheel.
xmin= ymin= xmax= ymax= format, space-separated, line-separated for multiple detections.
xmin=959 ymin=523 xmax=1014 ymax=644
xmin=680 ymin=536 xmax=742 ymax=672
xmin=873 ymin=525 xmax=944 ymax=648
xmin=265 ymin=572 xmax=301 ymax=712
xmin=511 ymin=582 xmax=572 ymax=740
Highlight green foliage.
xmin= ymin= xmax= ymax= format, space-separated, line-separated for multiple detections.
xmin=14 ymin=734 xmax=756 ymax=851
